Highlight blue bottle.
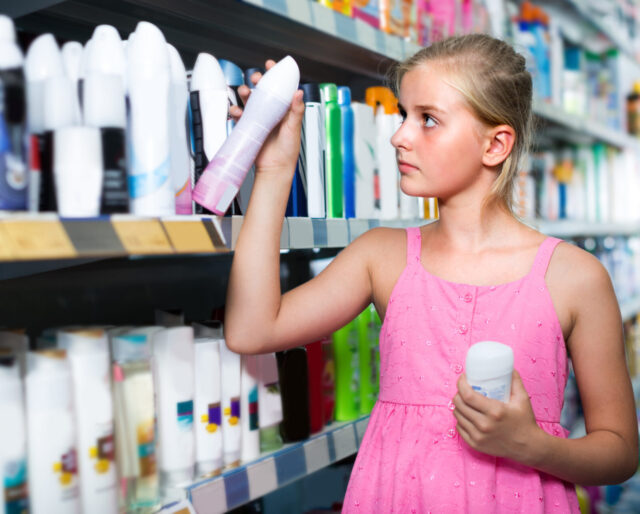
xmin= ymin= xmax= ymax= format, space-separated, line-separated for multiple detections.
xmin=338 ymin=86 xmax=355 ymax=219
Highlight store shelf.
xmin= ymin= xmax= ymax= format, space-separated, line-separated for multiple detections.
xmin=185 ymin=416 xmax=370 ymax=514
xmin=620 ymin=295 xmax=640 ymax=321
xmin=534 ymin=219 xmax=640 ymax=238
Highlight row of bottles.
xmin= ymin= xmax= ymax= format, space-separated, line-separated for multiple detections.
xmin=0 ymin=305 xmax=380 ymax=513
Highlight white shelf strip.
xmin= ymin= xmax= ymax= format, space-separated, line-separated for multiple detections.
xmin=187 ymin=416 xmax=370 ymax=513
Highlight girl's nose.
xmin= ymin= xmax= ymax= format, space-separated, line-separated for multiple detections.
xmin=391 ymin=119 xmax=412 ymax=151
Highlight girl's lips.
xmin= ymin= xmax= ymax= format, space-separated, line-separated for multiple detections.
xmin=398 ymin=161 xmax=418 ymax=174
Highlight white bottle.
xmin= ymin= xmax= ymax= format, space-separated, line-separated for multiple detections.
xmin=240 ymin=354 xmax=260 ymax=463
xmin=126 ymin=21 xmax=174 ymax=216
xmin=465 ymin=341 xmax=514 ymax=403
xmin=352 ymin=102 xmax=375 ymax=219
xmin=60 ymin=41 xmax=83 ymax=122
xmin=219 ymin=338 xmax=241 ymax=467
xmin=376 ymin=105 xmax=399 ymax=219
xmin=192 ymin=56 xmax=300 ymax=215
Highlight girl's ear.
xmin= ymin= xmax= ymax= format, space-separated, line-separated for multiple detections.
xmin=482 ymin=125 xmax=515 ymax=168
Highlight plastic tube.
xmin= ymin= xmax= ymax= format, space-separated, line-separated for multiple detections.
xmin=300 ymin=83 xmax=326 ymax=218
xmin=319 ymin=83 xmax=343 ymax=218
xmin=192 ymin=321 xmax=223 ymax=477
xmin=219 ymin=339 xmax=241 ymax=467
xmin=192 ymin=56 xmax=300 ymax=215
xmin=257 ymin=353 xmax=283 ymax=452
xmin=240 ymin=354 xmax=260 ymax=462
xmin=26 ymin=350 xmax=80 ymax=514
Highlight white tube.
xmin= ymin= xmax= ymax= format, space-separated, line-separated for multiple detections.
xmin=304 ymin=99 xmax=326 ymax=218
xmin=126 ymin=21 xmax=174 ymax=216
xmin=0 ymin=357 xmax=28 ymax=513
xmin=352 ymin=102 xmax=375 ymax=219
xmin=219 ymin=339 xmax=241 ymax=467
xmin=57 ymin=329 xmax=118 ymax=514
xmin=26 ymin=350 xmax=80 ymax=514
xmin=192 ymin=322 xmax=223 ymax=477
xmin=60 ymin=41 xmax=83 ymax=123
xmin=240 ymin=355 xmax=260 ymax=463
xmin=151 ymin=327 xmax=195 ymax=489
xmin=111 ymin=328 xmax=159 ymax=510
xmin=376 ymin=107 xmax=399 ymax=219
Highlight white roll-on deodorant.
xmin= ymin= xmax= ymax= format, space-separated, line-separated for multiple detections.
xmin=465 ymin=341 xmax=513 ymax=403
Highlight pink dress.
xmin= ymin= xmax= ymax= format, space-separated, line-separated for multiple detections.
xmin=342 ymin=227 xmax=580 ymax=513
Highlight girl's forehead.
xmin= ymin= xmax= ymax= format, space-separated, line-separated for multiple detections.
xmin=399 ymin=64 xmax=462 ymax=108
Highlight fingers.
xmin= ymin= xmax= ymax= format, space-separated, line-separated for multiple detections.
xmin=456 ymin=374 xmax=494 ymax=412
xmin=229 ymin=104 xmax=243 ymax=121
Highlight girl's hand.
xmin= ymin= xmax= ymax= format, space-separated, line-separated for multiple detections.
xmin=452 ymin=370 xmax=542 ymax=464
xmin=231 ymin=59 xmax=305 ymax=176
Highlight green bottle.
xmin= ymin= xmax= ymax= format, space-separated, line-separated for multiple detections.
xmin=319 ymin=83 xmax=343 ymax=218
xmin=332 ymin=319 xmax=359 ymax=421
xmin=357 ymin=305 xmax=381 ymax=414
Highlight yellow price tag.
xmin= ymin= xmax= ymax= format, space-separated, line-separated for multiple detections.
xmin=112 ymin=219 xmax=173 ymax=255
xmin=162 ymin=220 xmax=216 ymax=254
xmin=2 ymin=220 xmax=77 ymax=259
xmin=0 ymin=224 xmax=14 ymax=260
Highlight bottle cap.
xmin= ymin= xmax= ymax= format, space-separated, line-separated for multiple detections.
xmin=0 ymin=15 xmax=23 ymax=69
xmin=111 ymin=333 xmax=151 ymax=362
xmin=27 ymin=349 xmax=69 ymax=375
xmin=219 ymin=59 xmax=245 ymax=87
xmin=83 ymin=71 xmax=126 ymax=129
xmin=53 ymin=126 xmax=103 ymax=217
xmin=167 ymin=44 xmax=187 ymax=86
xmin=337 ymin=85 xmax=351 ymax=106
xmin=244 ymin=67 xmax=263 ymax=89
xmin=43 ymin=75 xmax=80 ymax=131
xmin=319 ymin=83 xmax=338 ymax=104
xmin=465 ymin=341 xmax=514 ymax=381
xmin=365 ymin=86 xmax=398 ymax=115
xmin=61 ymin=41 xmax=83 ymax=84
xmin=301 ymin=83 xmax=320 ymax=103
xmin=127 ymin=21 xmax=169 ymax=86
xmin=256 ymin=56 xmax=299 ymax=103
xmin=85 ymin=24 xmax=125 ymax=80
xmin=191 ymin=52 xmax=227 ymax=91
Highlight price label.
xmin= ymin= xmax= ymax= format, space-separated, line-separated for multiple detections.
xmin=0 ymin=224 xmax=14 ymax=260
xmin=111 ymin=219 xmax=173 ymax=255
xmin=162 ymin=220 xmax=216 ymax=254
xmin=2 ymin=220 xmax=77 ymax=259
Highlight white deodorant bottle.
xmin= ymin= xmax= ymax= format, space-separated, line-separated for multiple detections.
xmin=465 ymin=341 xmax=513 ymax=403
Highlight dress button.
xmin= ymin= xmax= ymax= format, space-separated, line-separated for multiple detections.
xmin=458 ymin=324 xmax=468 ymax=335
xmin=463 ymin=293 xmax=473 ymax=303
xmin=454 ymin=364 xmax=463 ymax=374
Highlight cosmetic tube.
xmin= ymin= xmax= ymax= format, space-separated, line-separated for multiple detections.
xmin=352 ymin=102 xmax=375 ymax=219
xmin=151 ymin=327 xmax=195 ymax=490
xmin=189 ymin=53 xmax=229 ymax=215
xmin=0 ymin=15 xmax=28 ymax=211
xmin=338 ymin=86 xmax=355 ymax=218
xmin=192 ymin=322 xmax=223 ymax=477
xmin=111 ymin=328 xmax=160 ymax=511
xmin=240 ymin=355 xmax=260 ymax=462
xmin=126 ymin=22 xmax=175 ymax=216
xmin=168 ymin=44 xmax=192 ymax=215
xmin=0 ymin=331 xmax=28 ymax=377
xmin=218 ymin=338 xmax=242 ymax=467
xmin=300 ymin=83 xmax=326 ymax=218
xmin=277 ymin=348 xmax=311 ymax=442
xmin=257 ymin=353 xmax=283 ymax=452
xmin=26 ymin=350 xmax=79 ymax=514
xmin=57 ymin=329 xmax=118 ymax=514
xmin=0 ymin=356 xmax=28 ymax=514
xmin=332 ymin=321 xmax=360 ymax=421
xmin=319 ymin=83 xmax=343 ymax=218
xmin=193 ymin=56 xmax=300 ymax=215
xmin=53 ymin=126 xmax=103 ymax=217
xmin=60 ymin=42 xmax=83 ymax=122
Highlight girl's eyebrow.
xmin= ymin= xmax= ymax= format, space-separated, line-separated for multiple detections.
xmin=397 ymin=102 xmax=446 ymax=115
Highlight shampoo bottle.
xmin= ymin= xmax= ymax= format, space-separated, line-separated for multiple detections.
xmin=57 ymin=329 xmax=118 ymax=514
xmin=192 ymin=321 xmax=224 ymax=477
xmin=0 ymin=355 xmax=28 ymax=514
xmin=300 ymin=83 xmax=326 ymax=218
xmin=219 ymin=337 xmax=242 ymax=467
xmin=126 ymin=22 xmax=175 ymax=216
xmin=26 ymin=350 xmax=80 ymax=514
xmin=332 ymin=320 xmax=360 ymax=421
xmin=111 ymin=328 xmax=159 ymax=511
xmin=352 ymin=101 xmax=375 ymax=219
xmin=83 ymin=25 xmax=129 ymax=214
xmin=357 ymin=306 xmax=380 ymax=415
xmin=151 ymin=327 xmax=195 ymax=494
xmin=167 ymin=44 xmax=192 ymax=215
xmin=240 ymin=355 xmax=261 ymax=462
xmin=257 ymin=352 xmax=283 ymax=452
xmin=305 ymin=340 xmax=326 ymax=434
xmin=338 ymin=86 xmax=355 ymax=219
xmin=319 ymin=83 xmax=343 ymax=218
xmin=192 ymin=56 xmax=300 ymax=215
xmin=0 ymin=15 xmax=28 ymax=211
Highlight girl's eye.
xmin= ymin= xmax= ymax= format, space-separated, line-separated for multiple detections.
xmin=423 ymin=114 xmax=436 ymax=128
xmin=399 ymin=109 xmax=407 ymax=121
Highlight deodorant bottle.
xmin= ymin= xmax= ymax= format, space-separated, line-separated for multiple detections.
xmin=192 ymin=56 xmax=300 ymax=215
xmin=465 ymin=341 xmax=514 ymax=403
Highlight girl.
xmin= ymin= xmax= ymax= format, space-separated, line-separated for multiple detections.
xmin=225 ymin=34 xmax=638 ymax=512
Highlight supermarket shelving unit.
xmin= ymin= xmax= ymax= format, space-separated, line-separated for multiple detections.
xmin=5 ymin=0 xmax=640 ymax=512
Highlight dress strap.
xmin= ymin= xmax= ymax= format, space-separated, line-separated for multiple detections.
xmin=531 ymin=237 xmax=563 ymax=278
xmin=406 ymin=227 xmax=422 ymax=266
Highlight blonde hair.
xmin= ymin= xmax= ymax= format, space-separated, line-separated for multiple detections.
xmin=392 ymin=34 xmax=533 ymax=214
